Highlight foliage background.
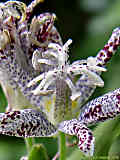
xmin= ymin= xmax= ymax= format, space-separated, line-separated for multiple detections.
xmin=0 ymin=0 xmax=120 ymax=159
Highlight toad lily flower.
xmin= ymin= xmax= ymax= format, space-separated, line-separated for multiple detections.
xmin=0 ymin=0 xmax=120 ymax=157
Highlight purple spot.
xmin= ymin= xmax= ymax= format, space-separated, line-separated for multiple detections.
xmin=79 ymin=146 xmax=83 ymax=150
xmin=107 ymin=51 xmax=113 ymax=58
xmin=59 ymin=48 xmax=61 ymax=51
xmin=84 ymin=113 xmax=90 ymax=119
xmin=109 ymin=42 xmax=113 ymax=46
xmin=93 ymin=104 xmax=102 ymax=113
xmin=103 ymin=45 xmax=109 ymax=51
xmin=104 ymin=57 xmax=110 ymax=63
xmin=21 ymin=123 xmax=25 ymax=131
xmin=113 ymin=44 xmax=118 ymax=50
xmin=17 ymin=130 xmax=22 ymax=136
xmin=114 ymin=38 xmax=117 ymax=43
xmin=116 ymin=94 xmax=120 ymax=100
xmin=89 ymin=135 xmax=93 ymax=140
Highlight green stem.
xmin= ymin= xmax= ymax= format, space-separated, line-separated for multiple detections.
xmin=25 ymin=137 xmax=35 ymax=153
xmin=59 ymin=131 xmax=66 ymax=160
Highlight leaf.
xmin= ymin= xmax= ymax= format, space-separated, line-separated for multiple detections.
xmin=94 ymin=116 xmax=120 ymax=157
xmin=108 ymin=135 xmax=120 ymax=159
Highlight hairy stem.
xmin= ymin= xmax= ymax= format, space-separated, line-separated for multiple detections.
xmin=59 ymin=132 xmax=66 ymax=160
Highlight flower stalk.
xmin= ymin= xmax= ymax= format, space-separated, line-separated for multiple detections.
xmin=25 ymin=137 xmax=35 ymax=153
xmin=59 ymin=132 xmax=66 ymax=160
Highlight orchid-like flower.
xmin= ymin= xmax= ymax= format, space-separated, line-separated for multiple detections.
xmin=0 ymin=0 xmax=120 ymax=157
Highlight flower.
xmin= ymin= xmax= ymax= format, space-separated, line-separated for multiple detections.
xmin=0 ymin=0 xmax=120 ymax=157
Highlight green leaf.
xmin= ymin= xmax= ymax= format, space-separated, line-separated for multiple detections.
xmin=108 ymin=135 xmax=120 ymax=159
xmin=94 ymin=116 xmax=120 ymax=157
xmin=66 ymin=149 xmax=88 ymax=160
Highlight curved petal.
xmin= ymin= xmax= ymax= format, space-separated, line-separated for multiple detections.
xmin=96 ymin=27 xmax=120 ymax=66
xmin=58 ymin=119 xmax=95 ymax=156
xmin=0 ymin=109 xmax=57 ymax=137
xmin=79 ymin=88 xmax=120 ymax=125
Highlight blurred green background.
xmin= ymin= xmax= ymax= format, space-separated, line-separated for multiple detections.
xmin=1 ymin=0 xmax=120 ymax=159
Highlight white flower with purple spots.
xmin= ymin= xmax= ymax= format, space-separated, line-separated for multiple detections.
xmin=0 ymin=0 xmax=120 ymax=157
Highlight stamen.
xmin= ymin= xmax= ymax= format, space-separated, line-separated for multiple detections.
xmin=38 ymin=59 xmax=55 ymax=66
xmin=44 ymin=50 xmax=58 ymax=59
xmin=63 ymin=39 xmax=72 ymax=53
xmin=31 ymin=70 xmax=57 ymax=95
xmin=32 ymin=89 xmax=54 ymax=95
xmin=68 ymin=65 xmax=104 ymax=87
xmin=87 ymin=57 xmax=107 ymax=72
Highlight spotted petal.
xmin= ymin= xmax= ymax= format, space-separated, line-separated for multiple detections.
xmin=0 ymin=109 xmax=57 ymax=137
xmin=96 ymin=27 xmax=120 ymax=66
xmin=79 ymin=88 xmax=120 ymax=125
xmin=58 ymin=119 xmax=95 ymax=156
